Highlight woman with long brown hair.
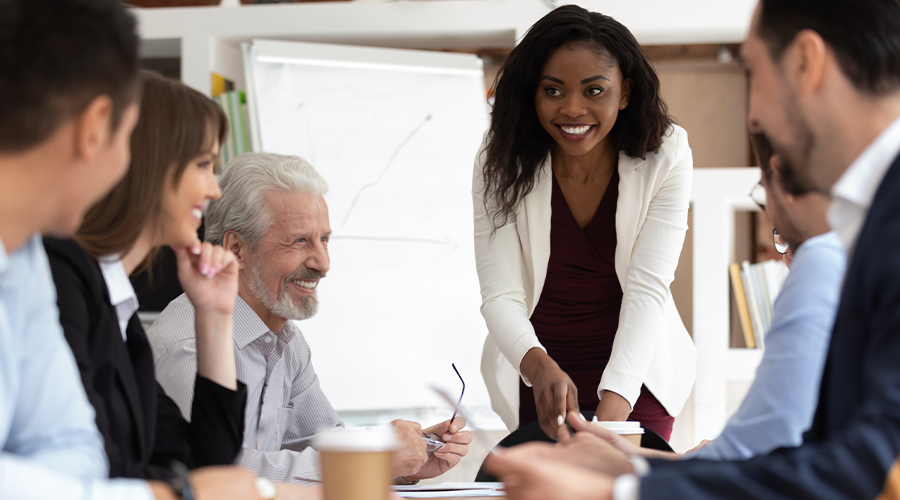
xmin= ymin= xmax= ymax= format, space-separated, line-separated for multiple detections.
xmin=42 ymin=70 xmax=247 ymax=483
xmin=475 ymin=5 xmax=695 ymax=442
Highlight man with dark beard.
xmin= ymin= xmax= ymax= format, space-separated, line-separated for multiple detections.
xmin=484 ymin=0 xmax=900 ymax=499
xmin=147 ymin=152 xmax=472 ymax=486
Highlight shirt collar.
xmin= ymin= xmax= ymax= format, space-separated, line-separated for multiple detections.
xmin=832 ymin=114 xmax=900 ymax=207
xmin=232 ymin=294 xmax=297 ymax=349
xmin=97 ymin=255 xmax=139 ymax=340
xmin=828 ymin=113 xmax=900 ymax=250
xmin=98 ymin=255 xmax=137 ymax=309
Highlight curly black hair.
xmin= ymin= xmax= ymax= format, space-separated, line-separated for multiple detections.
xmin=482 ymin=5 xmax=672 ymax=230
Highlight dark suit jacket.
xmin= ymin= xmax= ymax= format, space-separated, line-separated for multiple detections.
xmin=640 ymin=154 xmax=900 ymax=499
xmin=43 ymin=237 xmax=247 ymax=480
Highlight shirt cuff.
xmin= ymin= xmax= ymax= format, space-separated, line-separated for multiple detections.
xmin=613 ymin=474 xmax=640 ymax=500
xmin=628 ymin=455 xmax=651 ymax=477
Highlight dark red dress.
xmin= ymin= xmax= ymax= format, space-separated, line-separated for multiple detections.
xmin=518 ymin=169 xmax=675 ymax=440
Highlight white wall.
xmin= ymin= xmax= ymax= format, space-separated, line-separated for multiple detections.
xmin=133 ymin=0 xmax=758 ymax=95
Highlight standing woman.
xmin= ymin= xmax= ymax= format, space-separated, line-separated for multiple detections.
xmin=475 ymin=5 xmax=695 ymax=441
xmin=43 ymin=70 xmax=248 ymax=480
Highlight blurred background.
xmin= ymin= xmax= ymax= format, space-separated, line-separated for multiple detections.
xmin=127 ymin=0 xmax=774 ymax=482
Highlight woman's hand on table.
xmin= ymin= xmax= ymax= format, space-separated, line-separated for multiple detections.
xmin=520 ymin=348 xmax=579 ymax=440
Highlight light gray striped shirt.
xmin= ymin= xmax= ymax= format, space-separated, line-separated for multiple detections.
xmin=147 ymin=293 xmax=343 ymax=484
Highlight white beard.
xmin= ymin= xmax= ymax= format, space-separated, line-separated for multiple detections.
xmin=246 ymin=256 xmax=319 ymax=322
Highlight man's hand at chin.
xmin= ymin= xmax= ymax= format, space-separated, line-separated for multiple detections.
xmin=389 ymin=418 xmax=473 ymax=481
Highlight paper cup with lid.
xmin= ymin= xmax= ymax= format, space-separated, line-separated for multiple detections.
xmin=590 ymin=419 xmax=644 ymax=446
xmin=314 ymin=426 xmax=399 ymax=500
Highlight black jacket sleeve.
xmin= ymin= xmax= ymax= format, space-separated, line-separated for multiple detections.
xmin=151 ymin=376 xmax=247 ymax=470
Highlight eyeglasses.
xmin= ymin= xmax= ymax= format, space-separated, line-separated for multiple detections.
xmin=431 ymin=384 xmax=498 ymax=457
xmin=773 ymin=228 xmax=789 ymax=255
xmin=750 ymin=181 xmax=767 ymax=212
xmin=449 ymin=363 xmax=464 ymax=425
xmin=422 ymin=363 xmax=465 ymax=453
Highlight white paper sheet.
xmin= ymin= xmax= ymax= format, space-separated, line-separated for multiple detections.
xmin=393 ymin=482 xmax=506 ymax=498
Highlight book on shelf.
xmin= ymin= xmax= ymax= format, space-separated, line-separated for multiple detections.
xmin=214 ymin=89 xmax=253 ymax=168
xmin=729 ymin=259 xmax=789 ymax=349
xmin=211 ymin=72 xmax=235 ymax=99
xmin=729 ymin=263 xmax=756 ymax=348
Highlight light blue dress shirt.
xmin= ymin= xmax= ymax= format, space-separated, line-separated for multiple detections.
xmin=0 ymin=234 xmax=152 ymax=499
xmin=688 ymin=231 xmax=845 ymax=460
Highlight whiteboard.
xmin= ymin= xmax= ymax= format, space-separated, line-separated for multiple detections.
xmin=243 ymin=40 xmax=493 ymax=415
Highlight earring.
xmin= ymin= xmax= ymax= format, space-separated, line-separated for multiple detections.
xmin=620 ymin=101 xmax=628 ymax=110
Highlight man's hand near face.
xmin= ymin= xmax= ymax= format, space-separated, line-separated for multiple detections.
xmin=390 ymin=418 xmax=473 ymax=481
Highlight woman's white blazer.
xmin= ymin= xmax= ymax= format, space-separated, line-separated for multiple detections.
xmin=474 ymin=124 xmax=696 ymax=431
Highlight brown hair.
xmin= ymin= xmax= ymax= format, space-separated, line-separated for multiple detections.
xmin=76 ymin=70 xmax=228 ymax=273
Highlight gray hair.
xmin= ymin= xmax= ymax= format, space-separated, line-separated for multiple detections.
xmin=205 ymin=152 xmax=328 ymax=247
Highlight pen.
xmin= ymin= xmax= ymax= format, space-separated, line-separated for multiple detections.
xmin=422 ymin=435 xmax=444 ymax=452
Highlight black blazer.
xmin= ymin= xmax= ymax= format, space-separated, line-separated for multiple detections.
xmin=43 ymin=237 xmax=247 ymax=481
xmin=640 ymin=154 xmax=900 ymax=498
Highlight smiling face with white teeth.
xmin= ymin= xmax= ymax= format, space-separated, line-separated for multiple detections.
xmin=535 ymin=43 xmax=631 ymax=161
xmin=235 ymin=189 xmax=331 ymax=332
xmin=159 ymin=138 xmax=222 ymax=248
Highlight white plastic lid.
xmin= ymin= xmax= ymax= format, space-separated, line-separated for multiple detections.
xmin=590 ymin=420 xmax=645 ymax=435
xmin=313 ymin=426 xmax=399 ymax=452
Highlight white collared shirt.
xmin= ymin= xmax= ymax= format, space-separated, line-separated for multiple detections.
xmin=148 ymin=293 xmax=342 ymax=484
xmin=828 ymin=114 xmax=900 ymax=257
xmin=97 ymin=255 xmax=139 ymax=342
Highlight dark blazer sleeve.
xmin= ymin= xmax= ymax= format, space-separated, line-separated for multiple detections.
xmin=641 ymin=419 xmax=900 ymax=500
xmin=639 ymin=226 xmax=900 ymax=499
xmin=151 ymin=375 xmax=247 ymax=470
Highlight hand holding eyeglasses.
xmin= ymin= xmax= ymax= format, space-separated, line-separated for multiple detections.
xmin=392 ymin=364 xmax=473 ymax=482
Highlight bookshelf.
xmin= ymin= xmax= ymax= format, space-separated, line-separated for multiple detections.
xmin=691 ymin=168 xmax=764 ymax=441
xmin=131 ymin=0 xmax=756 ymax=97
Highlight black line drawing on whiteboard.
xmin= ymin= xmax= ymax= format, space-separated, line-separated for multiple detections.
xmin=339 ymin=114 xmax=432 ymax=229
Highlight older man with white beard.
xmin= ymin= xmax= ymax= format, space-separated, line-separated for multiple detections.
xmin=147 ymin=152 xmax=471 ymax=485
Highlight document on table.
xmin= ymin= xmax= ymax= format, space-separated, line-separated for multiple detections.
xmin=393 ymin=482 xmax=506 ymax=498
